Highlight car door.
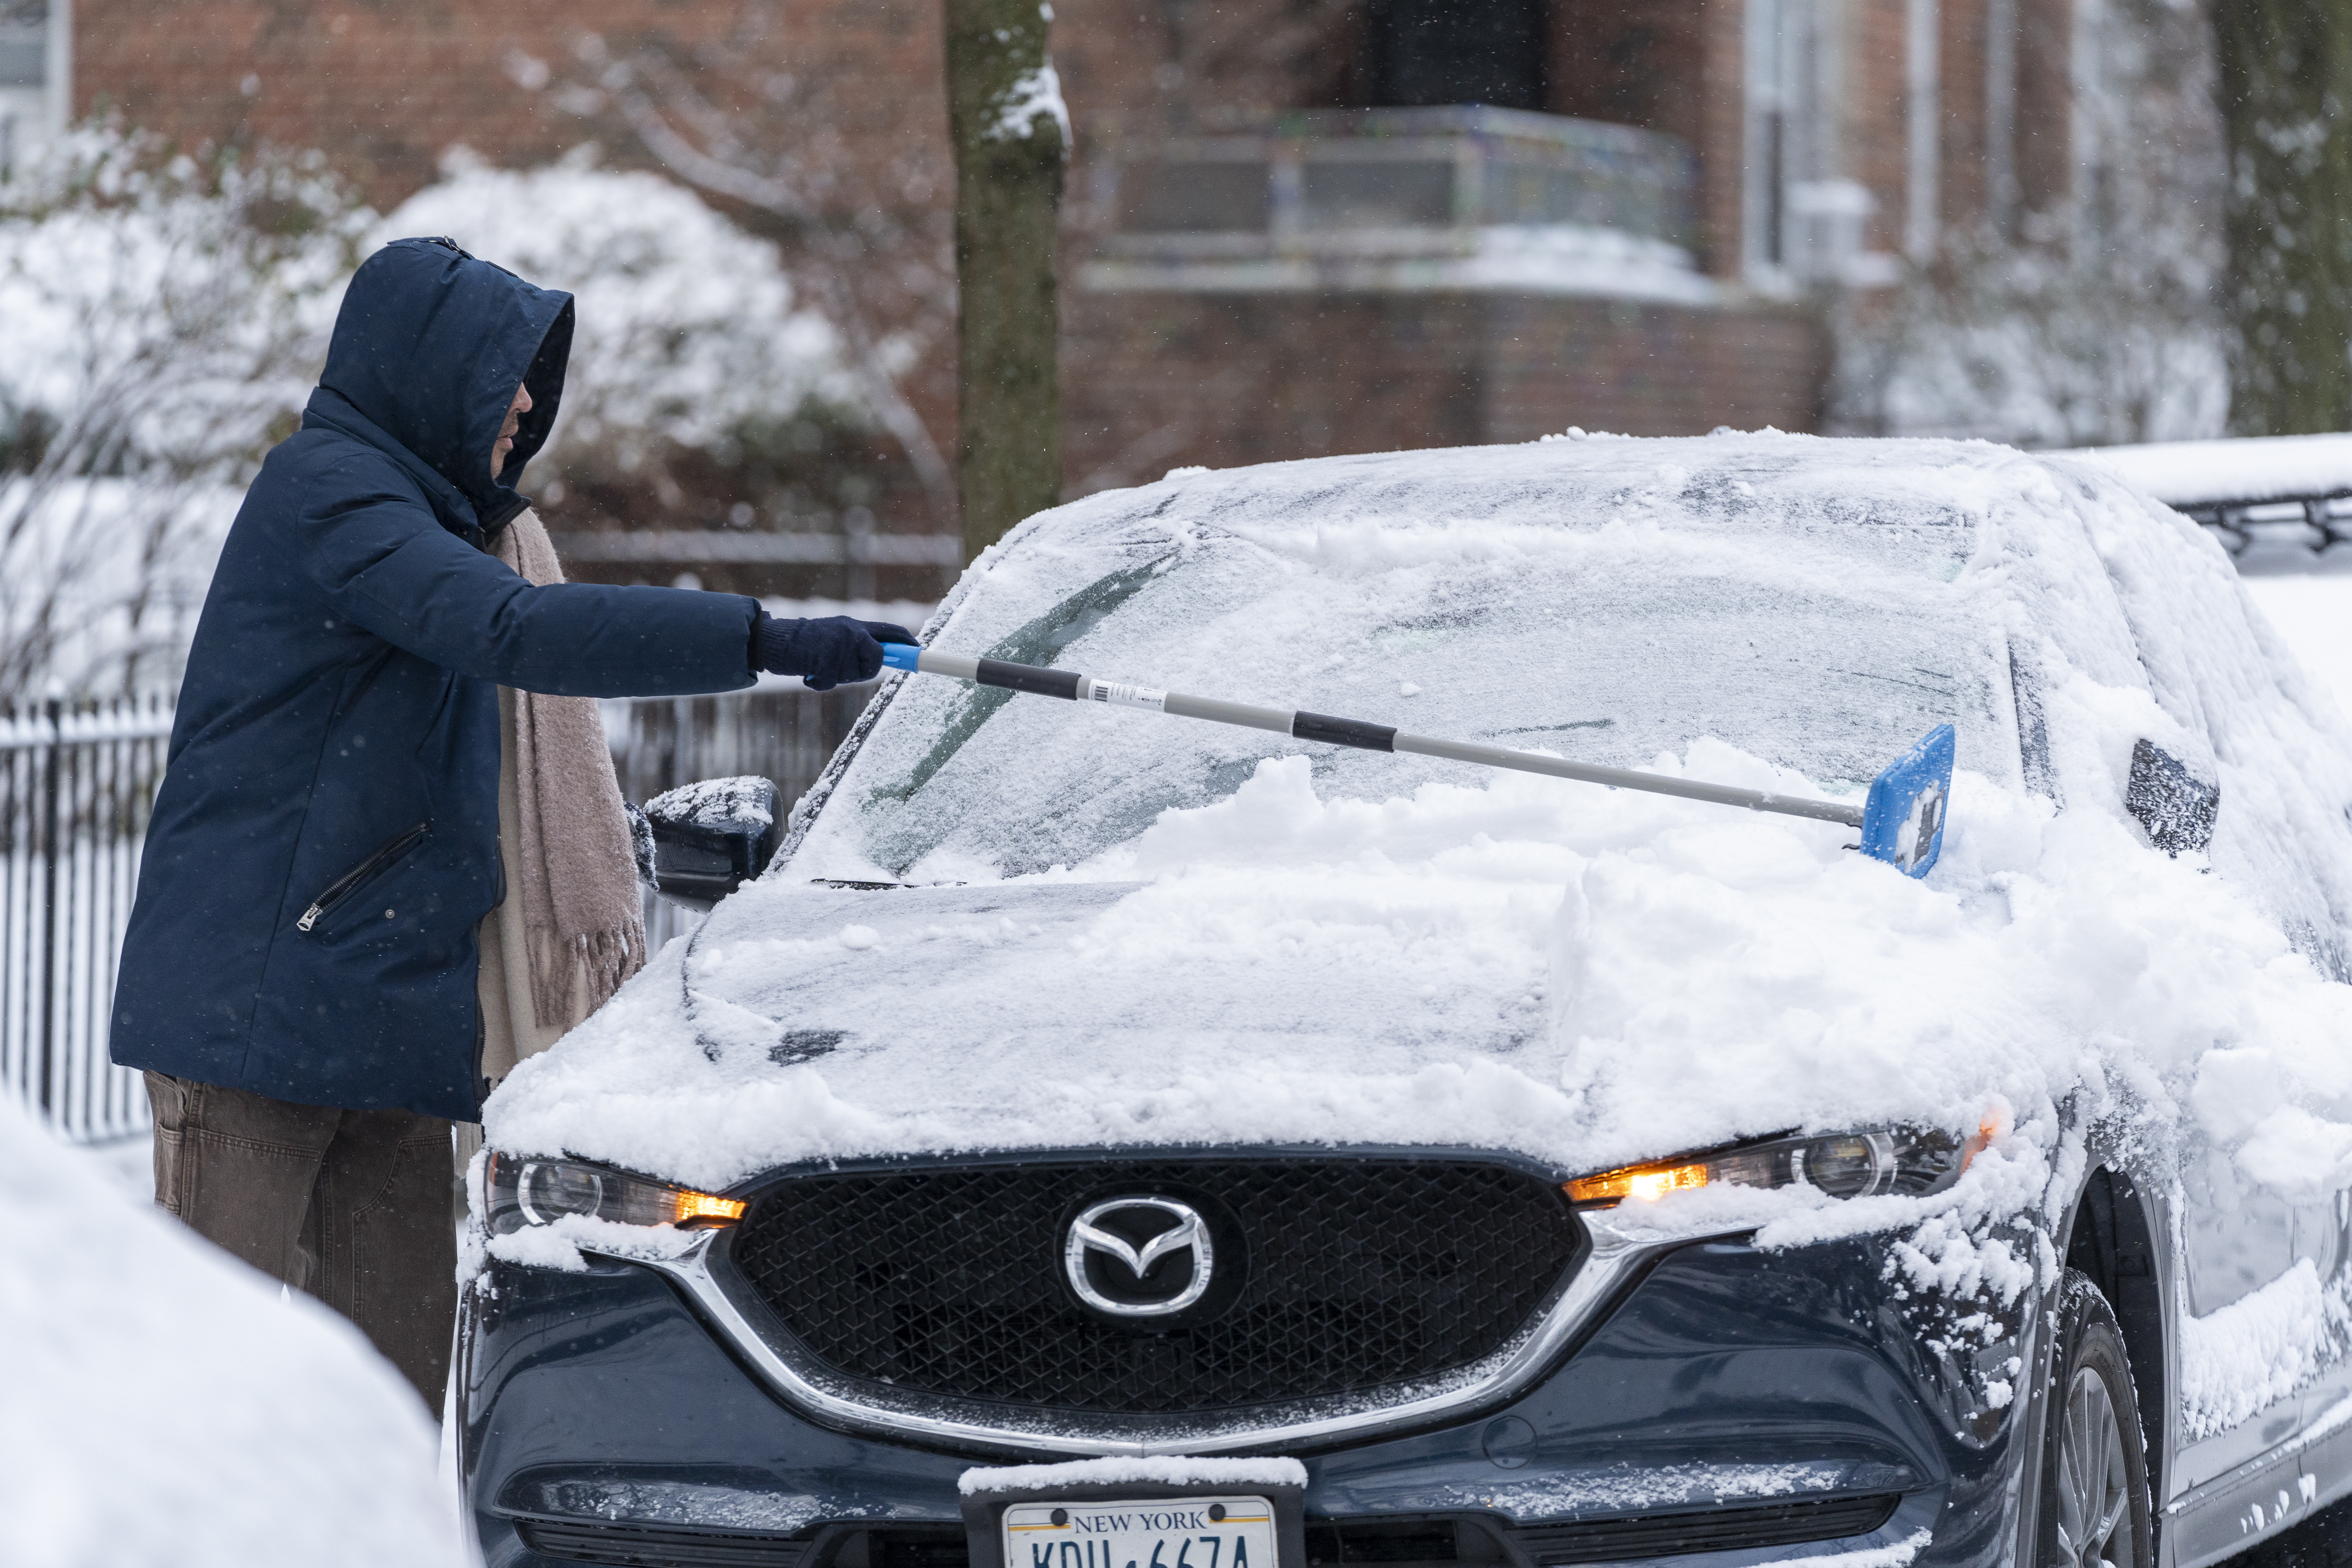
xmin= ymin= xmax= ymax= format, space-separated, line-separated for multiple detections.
xmin=2076 ymin=491 xmax=2352 ymax=1531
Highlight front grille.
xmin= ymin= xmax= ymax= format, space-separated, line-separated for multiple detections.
xmin=1514 ymin=1494 xmax=1904 ymax=1564
xmin=511 ymin=1513 xmax=809 ymax=1566
xmin=730 ymin=1156 xmax=1581 ymax=1416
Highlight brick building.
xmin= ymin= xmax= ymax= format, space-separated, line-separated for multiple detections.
xmin=15 ymin=0 xmax=2108 ymax=506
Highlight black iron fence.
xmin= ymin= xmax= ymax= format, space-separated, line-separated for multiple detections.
xmin=603 ymin=683 xmax=875 ymax=812
xmin=1 ymin=694 xmax=173 ymax=1142
xmin=1 ymin=685 xmax=879 ymax=1140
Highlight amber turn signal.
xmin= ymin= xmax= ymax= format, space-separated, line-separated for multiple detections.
xmin=1564 ymin=1161 xmax=1711 ymax=1206
xmin=672 ymin=1189 xmax=749 ymax=1226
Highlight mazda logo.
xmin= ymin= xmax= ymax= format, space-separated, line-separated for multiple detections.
xmin=1064 ymin=1196 xmax=1214 ymax=1318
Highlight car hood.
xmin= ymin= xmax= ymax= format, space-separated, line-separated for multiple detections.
xmin=484 ymin=820 xmax=1594 ymax=1192
xmin=682 ymin=878 xmax=1551 ymax=1069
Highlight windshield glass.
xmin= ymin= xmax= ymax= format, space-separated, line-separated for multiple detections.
xmin=790 ymin=441 xmax=2017 ymax=882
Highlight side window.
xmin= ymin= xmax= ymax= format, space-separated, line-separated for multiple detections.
xmin=2126 ymin=740 xmax=2219 ymax=856
xmin=2008 ymin=643 xmax=2060 ymax=803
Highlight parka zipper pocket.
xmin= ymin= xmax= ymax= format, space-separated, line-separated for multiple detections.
xmin=297 ymin=822 xmax=429 ymax=934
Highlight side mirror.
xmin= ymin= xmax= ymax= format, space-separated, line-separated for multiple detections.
xmin=641 ymin=776 xmax=781 ymax=908
xmin=2126 ymin=739 xmax=2218 ymax=856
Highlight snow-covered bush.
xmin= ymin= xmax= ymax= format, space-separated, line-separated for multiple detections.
xmin=379 ymin=148 xmax=855 ymax=487
xmin=1836 ymin=227 xmax=2229 ymax=448
xmin=0 ymin=123 xmax=366 ymax=699
xmin=1831 ymin=0 xmax=2228 ymax=447
xmin=0 ymin=129 xmax=869 ymax=698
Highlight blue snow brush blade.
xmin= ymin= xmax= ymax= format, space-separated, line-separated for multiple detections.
xmin=1859 ymin=724 xmax=1956 ymax=877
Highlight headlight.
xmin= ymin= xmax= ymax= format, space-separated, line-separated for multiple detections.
xmin=480 ymin=1151 xmax=746 ymax=1237
xmin=1565 ymin=1126 xmax=1966 ymax=1208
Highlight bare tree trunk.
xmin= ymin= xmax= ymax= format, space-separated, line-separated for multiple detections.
xmin=2217 ymin=0 xmax=2352 ymax=435
xmin=943 ymin=0 xmax=1066 ymax=560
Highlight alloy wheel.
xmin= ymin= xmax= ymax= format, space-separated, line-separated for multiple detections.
xmin=2053 ymin=1365 xmax=2131 ymax=1568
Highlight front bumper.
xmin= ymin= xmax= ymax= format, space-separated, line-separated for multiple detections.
xmin=461 ymin=1229 xmax=2027 ymax=1568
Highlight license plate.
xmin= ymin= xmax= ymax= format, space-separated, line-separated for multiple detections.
xmin=1002 ymin=1495 xmax=1278 ymax=1568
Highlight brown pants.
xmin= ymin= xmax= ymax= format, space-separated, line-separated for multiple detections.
xmin=144 ymin=1070 xmax=457 ymax=1410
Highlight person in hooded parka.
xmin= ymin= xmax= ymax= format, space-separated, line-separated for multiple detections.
xmin=108 ymin=238 xmax=914 ymax=1409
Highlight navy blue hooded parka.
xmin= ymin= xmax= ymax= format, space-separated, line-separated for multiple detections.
xmin=110 ymin=238 xmax=758 ymax=1121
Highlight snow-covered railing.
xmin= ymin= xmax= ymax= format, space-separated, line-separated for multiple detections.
xmin=1105 ymin=107 xmax=1696 ymax=251
xmin=1086 ymin=107 xmax=1709 ymax=301
xmin=2060 ymin=434 xmax=2352 ymax=555
xmin=1 ymin=693 xmax=173 ymax=1143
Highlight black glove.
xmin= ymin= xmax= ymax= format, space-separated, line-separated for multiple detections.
xmin=755 ymin=614 xmax=919 ymax=691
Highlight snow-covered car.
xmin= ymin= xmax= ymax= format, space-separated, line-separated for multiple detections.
xmin=460 ymin=434 xmax=2352 ymax=1568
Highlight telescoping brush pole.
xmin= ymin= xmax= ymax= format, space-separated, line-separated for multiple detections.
xmin=879 ymin=645 xmax=1955 ymax=877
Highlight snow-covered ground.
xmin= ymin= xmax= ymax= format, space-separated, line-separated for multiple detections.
xmin=2242 ymin=566 xmax=2352 ymax=724
xmin=0 ymin=1096 xmax=462 ymax=1567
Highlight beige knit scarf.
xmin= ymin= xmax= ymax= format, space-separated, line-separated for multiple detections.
xmin=491 ymin=510 xmax=648 ymax=1029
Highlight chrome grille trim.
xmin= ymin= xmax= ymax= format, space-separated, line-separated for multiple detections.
xmin=621 ymin=1214 xmax=1671 ymax=1458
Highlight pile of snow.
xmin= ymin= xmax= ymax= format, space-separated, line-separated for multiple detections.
xmin=379 ymin=149 xmax=854 ymax=481
xmin=0 ymin=1095 xmax=458 ymax=1567
xmin=485 ymin=434 xmax=2352 ymax=1437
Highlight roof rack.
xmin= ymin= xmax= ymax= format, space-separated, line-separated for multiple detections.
xmin=2173 ymin=493 xmax=2352 ymax=555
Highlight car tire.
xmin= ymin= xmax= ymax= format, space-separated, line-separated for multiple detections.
xmin=2036 ymin=1269 xmax=2154 ymax=1568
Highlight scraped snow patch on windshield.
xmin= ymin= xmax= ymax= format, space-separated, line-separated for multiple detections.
xmin=961 ymin=1457 xmax=1308 ymax=1496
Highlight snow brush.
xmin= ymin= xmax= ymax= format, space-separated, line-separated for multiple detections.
xmin=879 ymin=645 xmax=1955 ymax=876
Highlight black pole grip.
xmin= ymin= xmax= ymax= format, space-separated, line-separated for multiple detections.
xmin=1292 ymin=711 xmax=1397 ymax=752
xmin=974 ymin=658 xmax=1084 ymax=700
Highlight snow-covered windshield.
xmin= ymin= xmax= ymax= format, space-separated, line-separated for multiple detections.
xmin=792 ymin=441 xmax=2015 ymax=882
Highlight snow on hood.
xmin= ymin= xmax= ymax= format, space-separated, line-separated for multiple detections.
xmin=486 ymin=433 xmax=2352 ymax=1288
